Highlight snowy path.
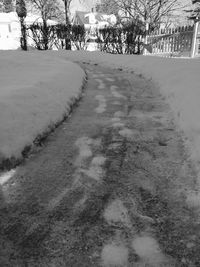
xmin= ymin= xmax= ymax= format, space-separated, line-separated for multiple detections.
xmin=0 ymin=63 xmax=199 ymax=266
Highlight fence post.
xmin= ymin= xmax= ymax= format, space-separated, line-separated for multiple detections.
xmin=191 ymin=21 xmax=199 ymax=57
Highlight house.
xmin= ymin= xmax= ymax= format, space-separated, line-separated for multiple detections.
xmin=72 ymin=11 xmax=117 ymax=30
xmin=72 ymin=10 xmax=117 ymax=51
xmin=0 ymin=12 xmax=19 ymax=49
xmin=70 ymin=0 xmax=100 ymax=19
xmin=0 ymin=12 xmax=57 ymax=50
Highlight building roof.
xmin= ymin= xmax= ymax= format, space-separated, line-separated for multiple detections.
xmin=74 ymin=11 xmax=90 ymax=25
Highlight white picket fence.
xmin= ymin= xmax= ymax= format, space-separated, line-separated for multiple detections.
xmin=145 ymin=25 xmax=195 ymax=57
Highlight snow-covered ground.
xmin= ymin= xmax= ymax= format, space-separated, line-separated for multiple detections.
xmin=0 ymin=51 xmax=85 ymax=160
xmin=1 ymin=50 xmax=200 ymax=181
xmin=53 ymin=51 xmax=200 ymax=177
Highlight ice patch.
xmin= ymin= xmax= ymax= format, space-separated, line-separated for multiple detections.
xmin=96 ymin=105 xmax=106 ymax=113
xmin=112 ymin=122 xmax=125 ymax=128
xmin=113 ymin=101 xmax=121 ymax=105
xmin=80 ymin=166 xmax=103 ymax=181
xmin=0 ymin=169 xmax=15 ymax=185
xmin=186 ymin=191 xmax=200 ymax=208
xmin=104 ymin=199 xmax=131 ymax=228
xmin=132 ymin=235 xmax=170 ymax=265
xmin=106 ymin=77 xmax=115 ymax=82
xmin=75 ymin=137 xmax=93 ymax=165
xmin=95 ymin=95 xmax=107 ymax=113
xmin=92 ymin=74 xmax=100 ymax=78
xmin=111 ymin=117 xmax=121 ymax=123
xmin=91 ymin=156 xmax=106 ymax=166
xmin=95 ymin=78 xmax=106 ymax=89
xmin=80 ymin=156 xmax=106 ymax=181
xmin=119 ymin=128 xmax=133 ymax=139
xmin=110 ymin=85 xmax=118 ymax=90
xmin=114 ymin=111 xmax=125 ymax=118
xmin=110 ymin=85 xmax=126 ymax=99
xmin=101 ymin=243 xmax=128 ymax=267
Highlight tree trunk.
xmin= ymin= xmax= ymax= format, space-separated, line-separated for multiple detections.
xmin=20 ymin=17 xmax=27 ymax=51
xmin=64 ymin=0 xmax=71 ymax=50
xmin=43 ymin=19 xmax=49 ymax=50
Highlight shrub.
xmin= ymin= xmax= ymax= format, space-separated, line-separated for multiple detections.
xmin=97 ymin=19 xmax=145 ymax=54
xmin=27 ymin=23 xmax=87 ymax=50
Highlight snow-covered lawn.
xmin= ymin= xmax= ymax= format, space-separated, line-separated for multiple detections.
xmin=0 ymin=51 xmax=85 ymax=161
xmin=54 ymin=51 xmax=200 ymax=176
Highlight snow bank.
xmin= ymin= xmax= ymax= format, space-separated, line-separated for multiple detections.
xmin=0 ymin=51 xmax=85 ymax=160
xmin=54 ymin=51 xmax=200 ymax=173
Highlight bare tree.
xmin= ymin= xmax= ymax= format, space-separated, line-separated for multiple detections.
xmin=27 ymin=0 xmax=63 ymax=22
xmin=96 ymin=0 xmax=119 ymax=15
xmin=97 ymin=0 xmax=188 ymax=30
xmin=186 ymin=0 xmax=200 ymax=20
xmin=4 ymin=0 xmax=14 ymax=12
xmin=95 ymin=0 xmax=121 ymax=23
xmin=0 ymin=0 xmax=14 ymax=12
xmin=27 ymin=0 xmax=63 ymax=49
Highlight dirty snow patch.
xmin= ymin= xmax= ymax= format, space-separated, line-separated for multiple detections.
xmin=0 ymin=169 xmax=16 ymax=185
xmin=110 ymin=85 xmax=126 ymax=99
xmin=95 ymin=78 xmax=106 ymax=89
xmin=114 ymin=111 xmax=125 ymax=118
xmin=111 ymin=118 xmax=121 ymax=123
xmin=91 ymin=156 xmax=106 ymax=166
xmin=113 ymin=101 xmax=121 ymax=105
xmin=119 ymin=128 xmax=133 ymax=139
xmin=95 ymin=95 xmax=107 ymax=113
xmin=75 ymin=137 xmax=93 ymax=165
xmin=186 ymin=191 xmax=200 ymax=208
xmin=104 ymin=199 xmax=131 ymax=228
xmin=101 ymin=243 xmax=128 ymax=267
xmin=92 ymin=74 xmax=100 ymax=78
xmin=112 ymin=122 xmax=125 ymax=128
xmin=80 ymin=155 xmax=106 ymax=181
xmin=132 ymin=235 xmax=171 ymax=265
xmin=106 ymin=77 xmax=115 ymax=82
